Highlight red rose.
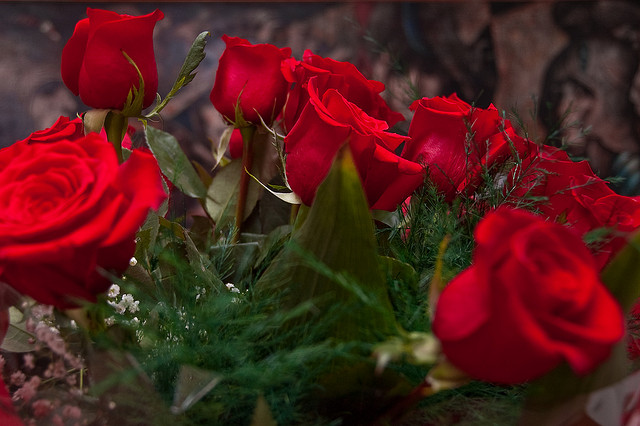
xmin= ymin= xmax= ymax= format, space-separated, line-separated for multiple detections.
xmin=433 ymin=207 xmax=624 ymax=384
xmin=514 ymin=146 xmax=640 ymax=268
xmin=0 ymin=132 xmax=166 ymax=308
xmin=19 ymin=116 xmax=84 ymax=144
xmin=61 ymin=8 xmax=163 ymax=111
xmin=402 ymin=94 xmax=533 ymax=201
xmin=210 ymin=35 xmax=292 ymax=125
xmin=281 ymin=50 xmax=404 ymax=131
xmin=285 ymin=77 xmax=423 ymax=211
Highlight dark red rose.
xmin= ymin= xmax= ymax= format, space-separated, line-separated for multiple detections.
xmin=285 ymin=77 xmax=423 ymax=211
xmin=0 ymin=131 xmax=166 ymax=308
xmin=19 ymin=116 xmax=84 ymax=144
xmin=281 ymin=50 xmax=404 ymax=132
xmin=433 ymin=207 xmax=624 ymax=384
xmin=61 ymin=8 xmax=163 ymax=111
xmin=402 ymin=94 xmax=533 ymax=201
xmin=514 ymin=146 xmax=640 ymax=268
xmin=210 ymin=35 xmax=291 ymax=125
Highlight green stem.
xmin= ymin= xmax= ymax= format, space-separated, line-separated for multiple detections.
xmin=290 ymin=203 xmax=300 ymax=225
xmin=104 ymin=112 xmax=128 ymax=164
xmin=232 ymin=125 xmax=256 ymax=243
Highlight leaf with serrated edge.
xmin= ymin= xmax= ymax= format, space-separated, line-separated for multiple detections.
xmin=145 ymin=126 xmax=207 ymax=199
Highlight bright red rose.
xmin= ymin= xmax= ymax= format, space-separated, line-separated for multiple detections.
xmin=402 ymin=94 xmax=533 ymax=201
xmin=210 ymin=35 xmax=291 ymax=125
xmin=433 ymin=207 xmax=624 ymax=384
xmin=285 ymin=77 xmax=423 ymax=211
xmin=19 ymin=116 xmax=84 ymax=144
xmin=281 ymin=50 xmax=404 ymax=132
xmin=0 ymin=132 xmax=166 ymax=308
xmin=61 ymin=8 xmax=163 ymax=111
xmin=514 ymin=146 xmax=640 ymax=268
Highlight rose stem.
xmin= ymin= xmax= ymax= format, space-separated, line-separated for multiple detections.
xmin=104 ymin=112 xmax=127 ymax=164
xmin=232 ymin=125 xmax=256 ymax=243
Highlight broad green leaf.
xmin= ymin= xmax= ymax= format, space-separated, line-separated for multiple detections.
xmin=0 ymin=307 xmax=35 ymax=353
xmin=254 ymin=146 xmax=399 ymax=342
xmin=205 ymin=159 xmax=261 ymax=229
xmin=145 ymin=126 xmax=207 ymax=199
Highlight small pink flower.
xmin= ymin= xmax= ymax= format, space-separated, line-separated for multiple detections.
xmin=23 ymin=353 xmax=35 ymax=370
xmin=10 ymin=371 xmax=26 ymax=387
xmin=32 ymin=398 xmax=54 ymax=418
xmin=62 ymin=404 xmax=82 ymax=419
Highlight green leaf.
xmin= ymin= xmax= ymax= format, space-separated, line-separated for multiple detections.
xmin=145 ymin=126 xmax=207 ymax=199
xmin=254 ymin=146 xmax=399 ymax=342
xmin=146 ymin=31 xmax=210 ymax=119
xmin=205 ymin=159 xmax=261 ymax=229
xmin=176 ymin=31 xmax=210 ymax=87
xmin=0 ymin=307 xmax=36 ymax=353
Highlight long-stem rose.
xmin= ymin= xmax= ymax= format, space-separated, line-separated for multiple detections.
xmin=0 ymin=129 xmax=166 ymax=308
xmin=432 ymin=207 xmax=624 ymax=384
xmin=210 ymin=35 xmax=292 ymax=126
xmin=61 ymin=8 xmax=164 ymax=111
xmin=285 ymin=76 xmax=423 ymax=211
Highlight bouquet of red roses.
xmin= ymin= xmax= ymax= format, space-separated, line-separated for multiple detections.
xmin=0 ymin=7 xmax=639 ymax=426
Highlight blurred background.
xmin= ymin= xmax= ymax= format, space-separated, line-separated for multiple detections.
xmin=2 ymin=1 xmax=640 ymax=194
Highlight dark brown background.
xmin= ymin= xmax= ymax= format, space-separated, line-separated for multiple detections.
xmin=2 ymin=1 xmax=640 ymax=194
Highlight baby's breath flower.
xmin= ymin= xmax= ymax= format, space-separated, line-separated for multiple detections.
xmin=108 ymin=284 xmax=121 ymax=298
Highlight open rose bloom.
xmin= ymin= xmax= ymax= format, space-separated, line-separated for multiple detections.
xmin=2 ymin=5 xmax=640 ymax=426
xmin=0 ymin=123 xmax=166 ymax=308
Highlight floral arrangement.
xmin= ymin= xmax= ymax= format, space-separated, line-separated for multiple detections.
xmin=0 ymin=7 xmax=639 ymax=426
